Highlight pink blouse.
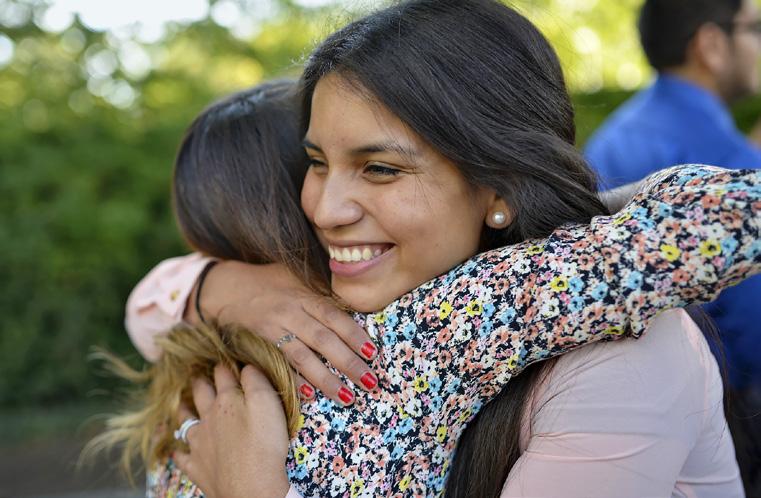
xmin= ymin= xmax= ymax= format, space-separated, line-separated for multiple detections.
xmin=128 ymin=258 xmax=743 ymax=497
xmin=503 ymin=309 xmax=742 ymax=497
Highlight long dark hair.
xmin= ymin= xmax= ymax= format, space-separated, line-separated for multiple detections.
xmin=173 ymin=79 xmax=329 ymax=293
xmin=299 ymin=1 xmax=609 ymax=495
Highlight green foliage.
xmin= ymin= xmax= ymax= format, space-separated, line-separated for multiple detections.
xmin=0 ymin=1 xmax=333 ymax=407
xmin=0 ymin=98 xmax=185 ymax=406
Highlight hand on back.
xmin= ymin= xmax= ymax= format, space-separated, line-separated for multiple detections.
xmin=174 ymin=364 xmax=290 ymax=498
xmin=197 ymin=261 xmax=378 ymax=405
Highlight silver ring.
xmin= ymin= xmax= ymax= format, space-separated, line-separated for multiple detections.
xmin=276 ymin=333 xmax=297 ymax=350
xmin=173 ymin=417 xmax=201 ymax=444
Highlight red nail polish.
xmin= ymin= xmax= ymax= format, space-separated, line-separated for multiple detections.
xmin=361 ymin=341 xmax=377 ymax=360
xmin=338 ymin=387 xmax=354 ymax=405
xmin=360 ymin=372 xmax=378 ymax=390
xmin=300 ymin=384 xmax=314 ymax=399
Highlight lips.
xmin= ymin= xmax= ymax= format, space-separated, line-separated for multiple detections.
xmin=327 ymin=243 xmax=395 ymax=278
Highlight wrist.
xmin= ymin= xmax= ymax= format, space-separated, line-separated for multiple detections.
xmin=201 ymin=260 xmax=272 ymax=324
xmin=194 ymin=260 xmax=220 ymax=325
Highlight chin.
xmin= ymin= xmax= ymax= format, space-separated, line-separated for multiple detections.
xmin=333 ymin=282 xmax=390 ymax=314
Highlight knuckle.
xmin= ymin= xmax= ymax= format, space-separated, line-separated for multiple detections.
xmin=215 ymin=390 xmax=239 ymax=409
xmin=301 ymin=298 xmax=318 ymax=315
xmin=323 ymin=305 xmax=345 ymax=325
xmin=345 ymin=355 xmax=368 ymax=376
xmin=321 ymin=370 xmax=342 ymax=392
xmin=311 ymin=326 xmax=335 ymax=346
xmin=309 ymin=298 xmax=338 ymax=322
xmin=288 ymin=344 xmax=312 ymax=368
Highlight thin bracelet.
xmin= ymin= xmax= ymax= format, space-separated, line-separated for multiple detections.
xmin=195 ymin=260 xmax=220 ymax=326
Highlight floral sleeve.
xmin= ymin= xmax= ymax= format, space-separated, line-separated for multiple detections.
xmin=365 ymin=165 xmax=760 ymax=429
xmin=146 ymin=459 xmax=203 ymax=498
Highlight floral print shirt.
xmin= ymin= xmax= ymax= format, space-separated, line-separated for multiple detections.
xmin=148 ymin=165 xmax=761 ymax=498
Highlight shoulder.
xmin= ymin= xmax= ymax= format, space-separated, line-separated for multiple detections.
xmin=507 ymin=310 xmax=740 ymax=497
xmin=720 ymin=134 xmax=761 ymax=169
xmin=526 ymin=310 xmax=718 ymax=437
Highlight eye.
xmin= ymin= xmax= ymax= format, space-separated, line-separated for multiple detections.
xmin=308 ymin=157 xmax=328 ymax=172
xmin=364 ymin=163 xmax=401 ymax=177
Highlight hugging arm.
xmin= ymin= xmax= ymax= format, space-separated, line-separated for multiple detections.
xmin=125 ymin=258 xmax=376 ymax=404
xmin=598 ymin=178 xmax=645 ymax=213
xmin=405 ymin=165 xmax=761 ymax=418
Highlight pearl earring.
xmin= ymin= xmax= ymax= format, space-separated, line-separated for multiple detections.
xmin=492 ymin=211 xmax=506 ymax=225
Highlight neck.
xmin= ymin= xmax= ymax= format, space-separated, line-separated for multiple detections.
xmin=662 ymin=66 xmax=727 ymax=104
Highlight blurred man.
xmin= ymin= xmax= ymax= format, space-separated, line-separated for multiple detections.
xmin=585 ymin=0 xmax=761 ymax=492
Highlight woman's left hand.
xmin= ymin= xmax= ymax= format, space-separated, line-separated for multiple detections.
xmin=174 ymin=364 xmax=291 ymax=498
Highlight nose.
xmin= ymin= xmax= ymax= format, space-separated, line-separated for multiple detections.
xmin=311 ymin=171 xmax=363 ymax=231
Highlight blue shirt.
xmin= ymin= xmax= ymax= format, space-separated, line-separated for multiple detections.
xmin=585 ymin=74 xmax=761 ymax=389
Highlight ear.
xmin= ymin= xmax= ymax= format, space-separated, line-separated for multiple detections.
xmin=484 ymin=192 xmax=513 ymax=229
xmin=691 ymin=23 xmax=732 ymax=74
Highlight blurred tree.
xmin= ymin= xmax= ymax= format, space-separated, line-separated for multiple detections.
xmin=0 ymin=0 xmax=340 ymax=407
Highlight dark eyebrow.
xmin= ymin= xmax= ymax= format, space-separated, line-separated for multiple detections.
xmin=302 ymin=139 xmax=322 ymax=152
xmin=351 ymin=141 xmax=420 ymax=159
xmin=302 ymin=138 xmax=419 ymax=160
xmin=301 ymin=138 xmax=420 ymax=161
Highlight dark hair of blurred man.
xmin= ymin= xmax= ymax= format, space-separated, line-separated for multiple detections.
xmin=585 ymin=0 xmax=761 ymax=493
xmin=639 ymin=0 xmax=760 ymax=103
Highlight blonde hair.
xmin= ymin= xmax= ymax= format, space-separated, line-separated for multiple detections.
xmin=84 ymin=321 xmax=299 ymax=478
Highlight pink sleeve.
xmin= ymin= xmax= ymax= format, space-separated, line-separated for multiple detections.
xmin=501 ymin=310 xmax=743 ymax=498
xmin=285 ymin=486 xmax=304 ymax=498
xmin=125 ymin=253 xmax=215 ymax=361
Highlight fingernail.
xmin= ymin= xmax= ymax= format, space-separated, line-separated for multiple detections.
xmin=338 ymin=387 xmax=354 ymax=405
xmin=299 ymin=384 xmax=315 ymax=399
xmin=360 ymin=372 xmax=378 ymax=390
xmin=360 ymin=341 xmax=377 ymax=360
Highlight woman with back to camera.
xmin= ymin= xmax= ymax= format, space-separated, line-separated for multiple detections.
xmin=123 ymin=1 xmax=760 ymax=496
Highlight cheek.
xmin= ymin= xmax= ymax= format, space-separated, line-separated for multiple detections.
xmin=394 ymin=186 xmax=484 ymax=261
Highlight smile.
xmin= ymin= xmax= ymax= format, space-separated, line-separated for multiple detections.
xmin=328 ymin=244 xmax=392 ymax=263
xmin=327 ymin=243 xmax=394 ymax=278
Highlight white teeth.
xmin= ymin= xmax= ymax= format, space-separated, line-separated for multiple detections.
xmin=329 ymin=244 xmax=388 ymax=263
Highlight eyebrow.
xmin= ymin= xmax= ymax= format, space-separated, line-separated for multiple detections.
xmin=302 ymin=138 xmax=421 ymax=160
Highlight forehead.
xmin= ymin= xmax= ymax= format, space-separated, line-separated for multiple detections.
xmin=307 ymin=74 xmax=419 ymax=149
